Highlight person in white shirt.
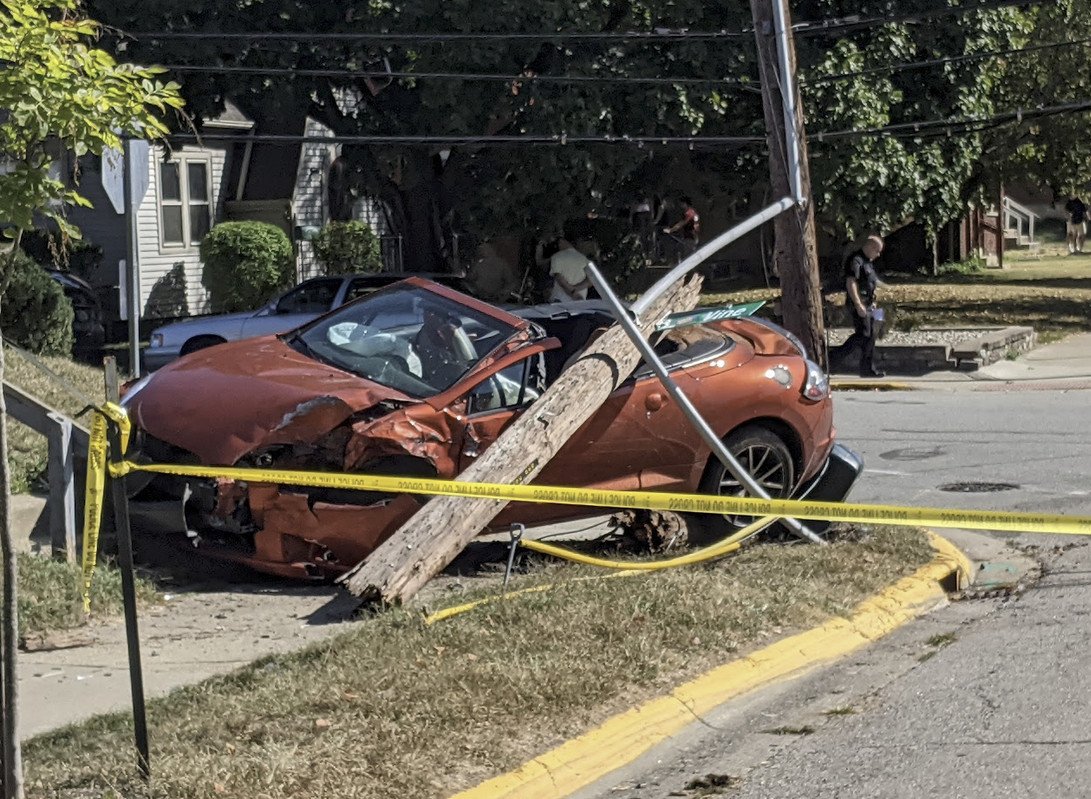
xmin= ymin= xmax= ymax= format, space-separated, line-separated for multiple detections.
xmin=549 ymin=239 xmax=592 ymax=302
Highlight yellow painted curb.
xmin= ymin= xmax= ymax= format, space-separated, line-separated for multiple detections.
xmin=449 ymin=531 xmax=968 ymax=799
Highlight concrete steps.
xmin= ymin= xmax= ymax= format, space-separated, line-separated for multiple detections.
xmin=950 ymin=326 xmax=1037 ymax=368
xmin=831 ymin=326 xmax=1038 ymax=375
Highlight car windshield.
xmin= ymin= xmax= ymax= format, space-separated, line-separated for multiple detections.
xmin=290 ymin=285 xmax=518 ymax=398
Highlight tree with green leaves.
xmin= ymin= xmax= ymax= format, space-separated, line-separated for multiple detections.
xmin=796 ymin=1 xmax=1032 ymax=259
xmin=987 ymin=0 xmax=1091 ymax=199
xmin=0 ymin=1 xmax=182 ymax=794
xmin=89 ymin=0 xmax=1056 ymax=279
xmin=90 ymin=0 xmax=762 ymax=271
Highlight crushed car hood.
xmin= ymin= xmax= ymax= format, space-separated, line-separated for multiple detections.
xmin=125 ymin=336 xmax=413 ymax=465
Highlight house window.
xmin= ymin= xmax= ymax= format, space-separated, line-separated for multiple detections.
xmin=159 ymin=157 xmax=212 ymax=248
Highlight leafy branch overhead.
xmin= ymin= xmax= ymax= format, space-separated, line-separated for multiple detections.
xmin=85 ymin=0 xmax=1091 ymax=258
xmin=0 ymin=0 xmax=184 ymax=240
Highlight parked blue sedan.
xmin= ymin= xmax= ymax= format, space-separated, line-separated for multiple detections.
xmin=143 ymin=272 xmax=472 ymax=370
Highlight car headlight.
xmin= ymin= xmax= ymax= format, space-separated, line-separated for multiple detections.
xmin=150 ymin=333 xmax=165 ymax=348
xmin=801 ymin=359 xmax=829 ymax=402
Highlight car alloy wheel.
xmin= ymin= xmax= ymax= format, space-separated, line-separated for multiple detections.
xmin=699 ymin=425 xmax=796 ymax=532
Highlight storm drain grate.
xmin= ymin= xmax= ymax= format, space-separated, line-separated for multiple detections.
xmin=937 ymin=481 xmax=1020 ymax=493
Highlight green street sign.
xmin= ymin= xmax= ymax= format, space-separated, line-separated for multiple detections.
xmin=655 ymin=301 xmax=766 ymax=331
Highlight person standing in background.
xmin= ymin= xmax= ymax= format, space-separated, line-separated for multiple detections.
xmin=1065 ymin=195 xmax=1087 ymax=254
xmin=831 ymin=234 xmax=885 ymax=378
xmin=548 ymin=239 xmax=592 ymax=302
xmin=663 ymin=195 xmax=700 ymax=259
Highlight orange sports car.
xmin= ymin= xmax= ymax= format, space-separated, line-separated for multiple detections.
xmin=121 ymin=277 xmax=861 ymax=579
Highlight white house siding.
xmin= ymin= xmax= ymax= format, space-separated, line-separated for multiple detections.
xmin=293 ymin=117 xmax=392 ymax=280
xmin=293 ymin=118 xmax=338 ymax=280
xmin=136 ymin=143 xmax=232 ymax=318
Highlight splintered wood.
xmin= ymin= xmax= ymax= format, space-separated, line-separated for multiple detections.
xmin=340 ymin=276 xmax=702 ymax=606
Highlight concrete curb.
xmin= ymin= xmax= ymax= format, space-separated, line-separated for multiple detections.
xmin=831 ymin=379 xmax=915 ymax=391
xmin=449 ymin=531 xmax=971 ymax=799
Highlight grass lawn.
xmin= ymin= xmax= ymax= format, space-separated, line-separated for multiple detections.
xmin=25 ymin=525 xmax=932 ymax=799
xmin=4 ymin=346 xmax=106 ymax=492
xmin=17 ymin=554 xmax=159 ymax=639
xmin=702 ymin=230 xmax=1091 ymax=345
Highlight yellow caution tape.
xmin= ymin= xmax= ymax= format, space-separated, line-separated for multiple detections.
xmin=519 ymin=516 xmax=769 ymax=570
xmin=424 ymin=520 xmax=769 ymax=624
xmin=109 ymin=458 xmax=1091 ymax=536
xmin=81 ymin=402 xmax=130 ymax=614
xmin=80 ymin=401 xmax=1091 ymax=616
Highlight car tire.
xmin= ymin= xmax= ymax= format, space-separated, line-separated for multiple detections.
xmin=180 ymin=335 xmax=227 ymax=356
xmin=686 ymin=425 xmax=796 ymax=543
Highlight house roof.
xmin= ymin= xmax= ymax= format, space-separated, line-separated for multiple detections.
xmin=203 ymin=99 xmax=254 ymax=131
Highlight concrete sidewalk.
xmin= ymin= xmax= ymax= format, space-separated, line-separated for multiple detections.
xmin=833 ymin=331 xmax=1091 ymax=389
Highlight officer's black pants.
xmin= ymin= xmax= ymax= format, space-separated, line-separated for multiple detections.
xmin=834 ymin=312 xmax=877 ymax=376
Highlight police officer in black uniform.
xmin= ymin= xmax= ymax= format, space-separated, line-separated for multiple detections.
xmin=833 ymin=234 xmax=885 ymax=378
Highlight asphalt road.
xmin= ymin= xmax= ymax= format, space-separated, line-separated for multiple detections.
xmin=575 ymin=385 xmax=1091 ymax=799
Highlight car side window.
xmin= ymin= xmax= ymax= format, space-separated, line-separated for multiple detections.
xmin=345 ymin=277 xmax=392 ymax=303
xmin=467 ymin=354 xmax=545 ymax=414
xmin=276 ymin=279 xmax=342 ymax=314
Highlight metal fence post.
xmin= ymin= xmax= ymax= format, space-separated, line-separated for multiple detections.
xmin=46 ymin=412 xmax=76 ymax=562
xmin=103 ymin=358 xmax=151 ymax=781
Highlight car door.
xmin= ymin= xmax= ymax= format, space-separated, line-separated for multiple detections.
xmin=536 ymin=327 xmax=749 ymax=495
xmin=238 ymin=277 xmax=345 ymax=339
xmin=448 ymin=349 xmax=572 ymax=525
xmin=455 ymin=351 xmax=548 ymax=470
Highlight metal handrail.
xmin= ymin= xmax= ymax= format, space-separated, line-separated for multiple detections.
xmin=1002 ymin=197 xmax=1038 ymax=245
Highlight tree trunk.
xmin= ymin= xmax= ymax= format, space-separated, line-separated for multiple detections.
xmin=0 ymin=242 xmax=25 ymax=798
xmin=750 ymin=0 xmax=827 ymax=367
xmin=340 ymin=146 xmax=446 ymax=273
xmin=340 ymin=275 xmax=703 ymax=606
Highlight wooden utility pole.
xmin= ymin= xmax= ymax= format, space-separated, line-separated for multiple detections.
xmin=750 ymin=0 xmax=827 ymax=366
xmin=341 ymin=276 xmax=703 ymax=605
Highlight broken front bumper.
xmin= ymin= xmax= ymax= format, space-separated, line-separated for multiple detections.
xmin=792 ymin=443 xmax=864 ymax=533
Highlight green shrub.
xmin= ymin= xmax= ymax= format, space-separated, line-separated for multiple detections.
xmin=20 ymin=229 xmax=104 ymax=280
xmin=1 ymin=251 xmax=74 ymax=356
xmin=200 ymin=222 xmax=294 ymax=312
xmin=937 ymin=256 xmax=985 ymax=276
xmin=313 ymin=221 xmax=382 ymax=275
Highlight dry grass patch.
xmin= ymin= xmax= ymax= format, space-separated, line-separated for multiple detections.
xmin=16 ymin=555 xmax=159 ymax=638
xmin=702 ymin=257 xmax=1091 ymax=345
xmin=3 ymin=346 xmax=106 ymax=492
xmin=26 ymin=526 xmax=933 ymax=799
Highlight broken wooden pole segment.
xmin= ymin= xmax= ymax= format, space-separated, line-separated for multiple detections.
xmin=340 ymin=275 xmax=704 ymax=606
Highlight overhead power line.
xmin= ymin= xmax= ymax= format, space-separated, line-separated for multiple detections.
xmin=794 ymin=0 xmax=1039 ymax=36
xmin=163 ymin=99 xmax=1091 ymax=149
xmin=813 ymin=98 xmax=1091 ymax=141
xmin=166 ymin=132 xmax=765 ymax=146
xmin=162 ymin=63 xmax=760 ymax=89
xmin=120 ymin=29 xmax=750 ymax=43
xmin=120 ymin=1 xmax=1043 ymax=44
xmin=154 ymin=33 xmax=1091 ymax=92
xmin=806 ymin=35 xmax=1091 ymax=86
